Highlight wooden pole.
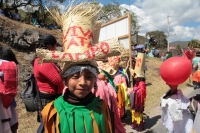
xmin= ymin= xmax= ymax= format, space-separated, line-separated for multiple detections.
xmin=128 ymin=13 xmax=133 ymax=88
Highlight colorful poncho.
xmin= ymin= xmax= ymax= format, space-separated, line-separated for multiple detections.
xmin=42 ymin=96 xmax=112 ymax=133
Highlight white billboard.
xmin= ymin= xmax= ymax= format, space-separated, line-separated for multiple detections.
xmin=99 ymin=14 xmax=131 ymax=50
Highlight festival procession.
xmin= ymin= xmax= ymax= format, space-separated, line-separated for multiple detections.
xmin=0 ymin=0 xmax=200 ymax=133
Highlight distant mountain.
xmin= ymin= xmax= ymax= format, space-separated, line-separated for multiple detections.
xmin=169 ymin=41 xmax=188 ymax=48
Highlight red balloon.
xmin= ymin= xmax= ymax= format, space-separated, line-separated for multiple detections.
xmin=160 ymin=56 xmax=192 ymax=85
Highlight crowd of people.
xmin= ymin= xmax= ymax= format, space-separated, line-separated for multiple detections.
xmin=0 ymin=7 xmax=22 ymax=22
xmin=2 ymin=1 xmax=200 ymax=133
xmin=0 ymin=7 xmax=60 ymax=30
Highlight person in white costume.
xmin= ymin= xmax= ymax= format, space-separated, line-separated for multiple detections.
xmin=160 ymin=57 xmax=194 ymax=133
xmin=161 ymin=85 xmax=193 ymax=133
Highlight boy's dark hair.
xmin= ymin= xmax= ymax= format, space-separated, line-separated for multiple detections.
xmin=0 ymin=46 xmax=18 ymax=64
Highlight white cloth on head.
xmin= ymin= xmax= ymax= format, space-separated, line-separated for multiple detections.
xmin=62 ymin=65 xmax=98 ymax=78
xmin=161 ymin=89 xmax=193 ymax=133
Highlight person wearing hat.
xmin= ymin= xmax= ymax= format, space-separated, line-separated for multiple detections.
xmin=129 ymin=53 xmax=146 ymax=132
xmin=31 ymin=33 xmax=64 ymax=122
xmin=36 ymin=2 xmax=125 ymax=132
xmin=160 ymin=57 xmax=193 ymax=133
xmin=93 ymin=63 xmax=126 ymax=133
xmin=105 ymin=56 xmax=129 ymax=120
xmin=130 ymin=74 xmax=146 ymax=132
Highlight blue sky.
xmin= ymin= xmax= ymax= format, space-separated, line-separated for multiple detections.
xmin=96 ymin=0 xmax=200 ymax=42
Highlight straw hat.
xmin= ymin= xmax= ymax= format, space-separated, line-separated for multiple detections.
xmin=96 ymin=56 xmax=120 ymax=76
xmin=97 ymin=49 xmax=130 ymax=75
xmin=134 ymin=52 xmax=146 ymax=78
xmin=36 ymin=2 xmax=124 ymax=73
xmin=96 ymin=61 xmax=117 ymax=76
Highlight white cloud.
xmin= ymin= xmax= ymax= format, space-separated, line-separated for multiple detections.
xmin=121 ymin=0 xmax=200 ymax=41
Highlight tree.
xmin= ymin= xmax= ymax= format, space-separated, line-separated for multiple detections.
xmin=97 ymin=1 xmax=121 ymax=23
xmin=1 ymin=0 xmax=65 ymax=26
xmin=3 ymin=0 xmax=34 ymax=10
xmin=176 ymin=44 xmax=182 ymax=55
xmin=146 ymin=31 xmax=167 ymax=49
xmin=187 ymin=39 xmax=200 ymax=48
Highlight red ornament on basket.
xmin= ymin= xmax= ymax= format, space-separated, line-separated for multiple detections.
xmin=160 ymin=56 xmax=192 ymax=85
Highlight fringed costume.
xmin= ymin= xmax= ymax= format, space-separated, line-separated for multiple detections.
xmin=130 ymin=80 xmax=146 ymax=131
xmin=42 ymin=91 xmax=113 ymax=133
xmin=113 ymin=68 xmax=129 ymax=118
xmin=93 ymin=69 xmax=126 ymax=133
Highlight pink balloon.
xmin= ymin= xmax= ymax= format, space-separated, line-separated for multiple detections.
xmin=160 ymin=56 xmax=192 ymax=85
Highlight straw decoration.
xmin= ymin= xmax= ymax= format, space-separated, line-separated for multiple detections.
xmin=36 ymin=38 xmax=123 ymax=62
xmin=46 ymin=1 xmax=101 ymax=28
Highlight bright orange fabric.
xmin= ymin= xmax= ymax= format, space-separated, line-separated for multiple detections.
xmin=90 ymin=111 xmax=99 ymax=133
xmin=192 ymin=70 xmax=200 ymax=82
xmin=100 ymin=100 xmax=112 ymax=133
xmin=117 ymin=85 xmax=125 ymax=108
xmin=41 ymin=101 xmax=60 ymax=133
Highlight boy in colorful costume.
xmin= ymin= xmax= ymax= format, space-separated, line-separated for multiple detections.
xmin=105 ymin=56 xmax=129 ymax=119
xmin=94 ymin=61 xmax=126 ymax=133
xmin=160 ymin=56 xmax=193 ymax=133
xmin=129 ymin=52 xmax=146 ymax=131
xmin=36 ymin=2 xmax=125 ymax=133
xmin=94 ymin=49 xmax=130 ymax=133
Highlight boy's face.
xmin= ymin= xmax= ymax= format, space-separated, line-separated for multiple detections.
xmin=65 ymin=69 xmax=96 ymax=98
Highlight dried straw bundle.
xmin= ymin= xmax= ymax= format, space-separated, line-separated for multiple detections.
xmin=36 ymin=1 xmax=125 ymax=73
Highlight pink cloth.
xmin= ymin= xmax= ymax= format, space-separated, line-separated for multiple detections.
xmin=93 ymin=79 xmax=126 ymax=133
xmin=113 ymin=74 xmax=128 ymax=118
xmin=133 ymin=81 xmax=147 ymax=112
xmin=113 ymin=74 xmax=127 ymax=87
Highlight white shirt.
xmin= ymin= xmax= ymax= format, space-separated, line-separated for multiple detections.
xmin=161 ymin=90 xmax=193 ymax=133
